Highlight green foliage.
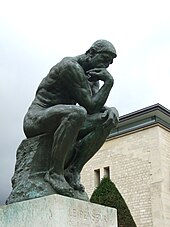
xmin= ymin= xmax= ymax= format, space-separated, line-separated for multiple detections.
xmin=90 ymin=177 xmax=137 ymax=227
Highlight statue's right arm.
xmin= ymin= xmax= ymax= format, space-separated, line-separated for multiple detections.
xmin=60 ymin=61 xmax=113 ymax=114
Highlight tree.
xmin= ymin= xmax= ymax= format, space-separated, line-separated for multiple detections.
xmin=90 ymin=177 xmax=137 ymax=227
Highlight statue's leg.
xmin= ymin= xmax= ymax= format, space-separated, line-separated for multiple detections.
xmin=24 ymin=104 xmax=87 ymax=196
xmin=44 ymin=105 xmax=87 ymax=196
xmin=64 ymin=111 xmax=117 ymax=191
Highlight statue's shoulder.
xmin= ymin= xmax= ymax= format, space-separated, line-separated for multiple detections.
xmin=50 ymin=57 xmax=81 ymax=77
xmin=60 ymin=57 xmax=80 ymax=69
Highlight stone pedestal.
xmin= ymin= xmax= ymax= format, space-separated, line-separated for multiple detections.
xmin=0 ymin=194 xmax=117 ymax=227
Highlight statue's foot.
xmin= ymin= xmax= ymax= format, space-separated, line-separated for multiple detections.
xmin=44 ymin=172 xmax=74 ymax=197
xmin=64 ymin=168 xmax=85 ymax=192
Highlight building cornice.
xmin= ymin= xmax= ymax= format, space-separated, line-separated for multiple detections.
xmin=108 ymin=103 xmax=170 ymax=139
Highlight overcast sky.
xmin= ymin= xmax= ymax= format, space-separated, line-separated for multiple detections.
xmin=0 ymin=0 xmax=170 ymax=205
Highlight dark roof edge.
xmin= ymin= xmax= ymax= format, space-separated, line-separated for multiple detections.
xmin=120 ymin=103 xmax=170 ymax=121
xmin=108 ymin=103 xmax=170 ymax=139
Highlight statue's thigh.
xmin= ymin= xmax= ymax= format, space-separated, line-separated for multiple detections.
xmin=24 ymin=105 xmax=86 ymax=137
xmin=39 ymin=105 xmax=85 ymax=131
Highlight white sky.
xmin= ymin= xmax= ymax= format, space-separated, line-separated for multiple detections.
xmin=0 ymin=0 xmax=170 ymax=205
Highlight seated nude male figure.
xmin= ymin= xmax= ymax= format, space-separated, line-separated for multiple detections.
xmin=23 ymin=40 xmax=119 ymax=197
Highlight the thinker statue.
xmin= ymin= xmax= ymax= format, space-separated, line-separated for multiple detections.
xmin=7 ymin=40 xmax=119 ymax=203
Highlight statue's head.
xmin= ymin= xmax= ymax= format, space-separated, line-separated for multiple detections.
xmin=85 ymin=40 xmax=117 ymax=69
xmin=87 ymin=40 xmax=117 ymax=58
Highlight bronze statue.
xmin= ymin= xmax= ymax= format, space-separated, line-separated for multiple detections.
xmin=7 ymin=40 xmax=119 ymax=203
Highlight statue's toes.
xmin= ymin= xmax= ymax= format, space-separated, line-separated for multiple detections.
xmin=74 ymin=183 xmax=85 ymax=192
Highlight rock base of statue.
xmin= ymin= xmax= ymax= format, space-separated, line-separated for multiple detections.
xmin=1 ymin=194 xmax=118 ymax=227
xmin=6 ymin=134 xmax=88 ymax=204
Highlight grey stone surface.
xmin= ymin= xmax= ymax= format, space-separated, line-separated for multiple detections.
xmin=1 ymin=194 xmax=118 ymax=227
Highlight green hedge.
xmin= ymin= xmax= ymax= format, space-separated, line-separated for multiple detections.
xmin=90 ymin=177 xmax=137 ymax=227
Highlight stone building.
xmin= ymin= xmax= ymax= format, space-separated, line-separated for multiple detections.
xmin=81 ymin=104 xmax=170 ymax=227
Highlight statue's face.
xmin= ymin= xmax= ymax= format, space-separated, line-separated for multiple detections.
xmin=89 ymin=51 xmax=114 ymax=69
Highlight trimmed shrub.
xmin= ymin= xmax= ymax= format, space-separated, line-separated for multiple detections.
xmin=90 ymin=177 xmax=137 ymax=227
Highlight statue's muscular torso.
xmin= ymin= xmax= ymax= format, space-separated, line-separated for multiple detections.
xmin=24 ymin=57 xmax=91 ymax=137
xmin=33 ymin=57 xmax=80 ymax=108
xmin=30 ymin=57 xmax=98 ymax=110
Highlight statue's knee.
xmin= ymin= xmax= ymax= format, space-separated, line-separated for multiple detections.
xmin=78 ymin=107 xmax=87 ymax=119
xmin=69 ymin=107 xmax=87 ymax=124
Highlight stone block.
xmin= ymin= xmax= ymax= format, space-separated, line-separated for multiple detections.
xmin=6 ymin=134 xmax=55 ymax=204
xmin=0 ymin=194 xmax=117 ymax=227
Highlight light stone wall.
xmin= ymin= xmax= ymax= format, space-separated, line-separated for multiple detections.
xmin=81 ymin=125 xmax=170 ymax=227
xmin=159 ymin=127 xmax=170 ymax=227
